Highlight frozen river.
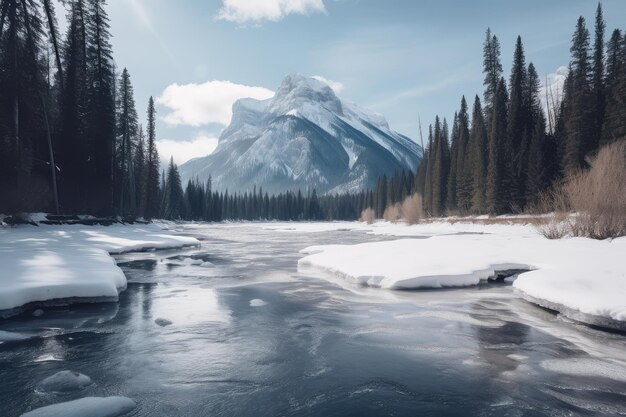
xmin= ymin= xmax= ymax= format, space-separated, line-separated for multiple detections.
xmin=1 ymin=223 xmax=625 ymax=416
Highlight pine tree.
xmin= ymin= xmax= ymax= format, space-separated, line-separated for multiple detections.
xmin=601 ymin=30 xmax=626 ymax=146
xmin=430 ymin=116 xmax=449 ymax=216
xmin=562 ymin=16 xmax=594 ymax=175
xmin=525 ymin=63 xmax=548 ymax=205
xmin=446 ymin=112 xmax=459 ymax=212
xmin=455 ymin=97 xmax=471 ymax=212
xmin=85 ymin=0 xmax=116 ymax=215
xmin=483 ymin=28 xmax=503 ymax=115
xmin=469 ymin=96 xmax=488 ymax=213
xmin=115 ymin=68 xmax=139 ymax=216
xmin=591 ymin=2 xmax=605 ymax=152
xmin=57 ymin=0 xmax=89 ymax=213
xmin=163 ymin=157 xmax=183 ymax=219
xmin=133 ymin=125 xmax=145 ymax=217
xmin=143 ymin=97 xmax=160 ymax=219
xmin=506 ymin=36 xmax=528 ymax=209
xmin=486 ymin=78 xmax=509 ymax=214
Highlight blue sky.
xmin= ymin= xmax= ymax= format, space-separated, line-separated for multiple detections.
xmin=94 ymin=0 xmax=626 ymax=164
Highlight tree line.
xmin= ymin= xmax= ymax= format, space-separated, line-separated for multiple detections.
xmin=158 ymin=161 xmax=410 ymax=222
xmin=0 ymin=0 xmax=160 ymax=218
xmin=414 ymin=3 xmax=625 ymax=216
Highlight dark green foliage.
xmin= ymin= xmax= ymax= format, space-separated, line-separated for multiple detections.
xmin=505 ymin=36 xmax=528 ymax=209
xmin=143 ymin=97 xmax=160 ymax=219
xmin=601 ymin=31 xmax=626 ymax=146
xmin=486 ymin=78 xmax=509 ymax=214
xmin=562 ymin=17 xmax=594 ymax=175
xmin=162 ymin=157 xmax=184 ymax=220
xmin=85 ymin=0 xmax=116 ymax=215
xmin=483 ymin=28 xmax=502 ymax=115
xmin=455 ymin=97 xmax=471 ymax=212
xmin=469 ymin=96 xmax=488 ymax=213
xmin=114 ymin=68 xmax=138 ymax=216
xmin=525 ymin=64 xmax=548 ymax=206
xmin=591 ymin=3 xmax=605 ymax=150
xmin=446 ymin=112 xmax=459 ymax=212
xmin=430 ymin=117 xmax=449 ymax=216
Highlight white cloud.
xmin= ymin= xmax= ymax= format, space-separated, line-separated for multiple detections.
xmin=312 ymin=75 xmax=344 ymax=93
xmin=157 ymin=80 xmax=274 ymax=127
xmin=216 ymin=0 xmax=326 ymax=24
xmin=156 ymin=134 xmax=219 ymax=166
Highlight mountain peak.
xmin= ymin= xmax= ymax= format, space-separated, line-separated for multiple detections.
xmin=270 ymin=73 xmax=342 ymax=117
xmin=180 ymin=74 xmax=421 ymax=194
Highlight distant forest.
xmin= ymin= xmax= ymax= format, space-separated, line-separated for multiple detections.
xmin=0 ymin=1 xmax=624 ymax=222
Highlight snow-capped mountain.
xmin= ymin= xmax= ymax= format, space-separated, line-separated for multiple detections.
xmin=180 ymin=74 xmax=421 ymax=194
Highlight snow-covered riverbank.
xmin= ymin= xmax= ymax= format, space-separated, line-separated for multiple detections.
xmin=291 ymin=220 xmax=626 ymax=330
xmin=0 ymin=223 xmax=200 ymax=316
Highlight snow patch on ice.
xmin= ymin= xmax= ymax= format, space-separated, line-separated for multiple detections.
xmin=38 ymin=370 xmax=93 ymax=393
xmin=250 ymin=299 xmax=267 ymax=307
xmin=20 ymin=396 xmax=136 ymax=417
xmin=0 ymin=329 xmax=29 ymax=342
xmin=541 ymin=358 xmax=626 ymax=383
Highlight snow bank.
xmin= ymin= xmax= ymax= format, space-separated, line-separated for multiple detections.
xmin=262 ymin=219 xmax=537 ymax=238
xmin=20 ymin=396 xmax=136 ymax=417
xmin=0 ymin=224 xmax=200 ymax=313
xmin=298 ymin=232 xmax=626 ymax=329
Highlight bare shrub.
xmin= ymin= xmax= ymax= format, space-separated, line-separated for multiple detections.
xmin=401 ymin=194 xmax=424 ymax=225
xmin=359 ymin=207 xmax=376 ymax=224
xmin=538 ymin=212 xmax=570 ymax=239
xmin=565 ymin=141 xmax=626 ymax=239
xmin=383 ymin=203 xmax=403 ymax=222
xmin=539 ymin=140 xmax=626 ymax=239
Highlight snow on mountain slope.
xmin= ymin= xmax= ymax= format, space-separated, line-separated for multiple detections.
xmin=180 ymin=74 xmax=422 ymax=194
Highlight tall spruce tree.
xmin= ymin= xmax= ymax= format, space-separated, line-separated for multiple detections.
xmin=162 ymin=157 xmax=183 ymax=219
xmin=57 ymin=0 xmax=89 ymax=212
xmin=455 ymin=97 xmax=471 ymax=212
xmin=143 ymin=96 xmax=160 ymax=219
xmin=525 ymin=63 xmax=548 ymax=205
xmin=133 ymin=125 xmax=145 ymax=217
xmin=506 ymin=36 xmax=528 ymax=209
xmin=562 ymin=17 xmax=594 ymax=175
xmin=446 ymin=112 xmax=459 ymax=212
xmin=469 ymin=96 xmax=488 ymax=213
xmin=430 ymin=116 xmax=449 ymax=216
xmin=486 ymin=78 xmax=509 ymax=214
xmin=591 ymin=3 xmax=605 ymax=151
xmin=114 ymin=68 xmax=138 ymax=216
xmin=85 ymin=0 xmax=115 ymax=215
xmin=601 ymin=31 xmax=626 ymax=145
xmin=483 ymin=28 xmax=503 ymax=115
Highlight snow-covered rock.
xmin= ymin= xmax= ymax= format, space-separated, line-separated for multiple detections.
xmin=38 ymin=371 xmax=93 ymax=393
xmin=0 ymin=224 xmax=200 ymax=314
xmin=180 ymin=73 xmax=421 ymax=194
xmin=297 ymin=226 xmax=626 ymax=330
xmin=20 ymin=396 xmax=136 ymax=417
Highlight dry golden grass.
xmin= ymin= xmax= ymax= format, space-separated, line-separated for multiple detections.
xmin=383 ymin=203 xmax=403 ymax=222
xmin=400 ymin=194 xmax=424 ymax=225
xmin=538 ymin=140 xmax=626 ymax=239
xmin=359 ymin=207 xmax=376 ymax=224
